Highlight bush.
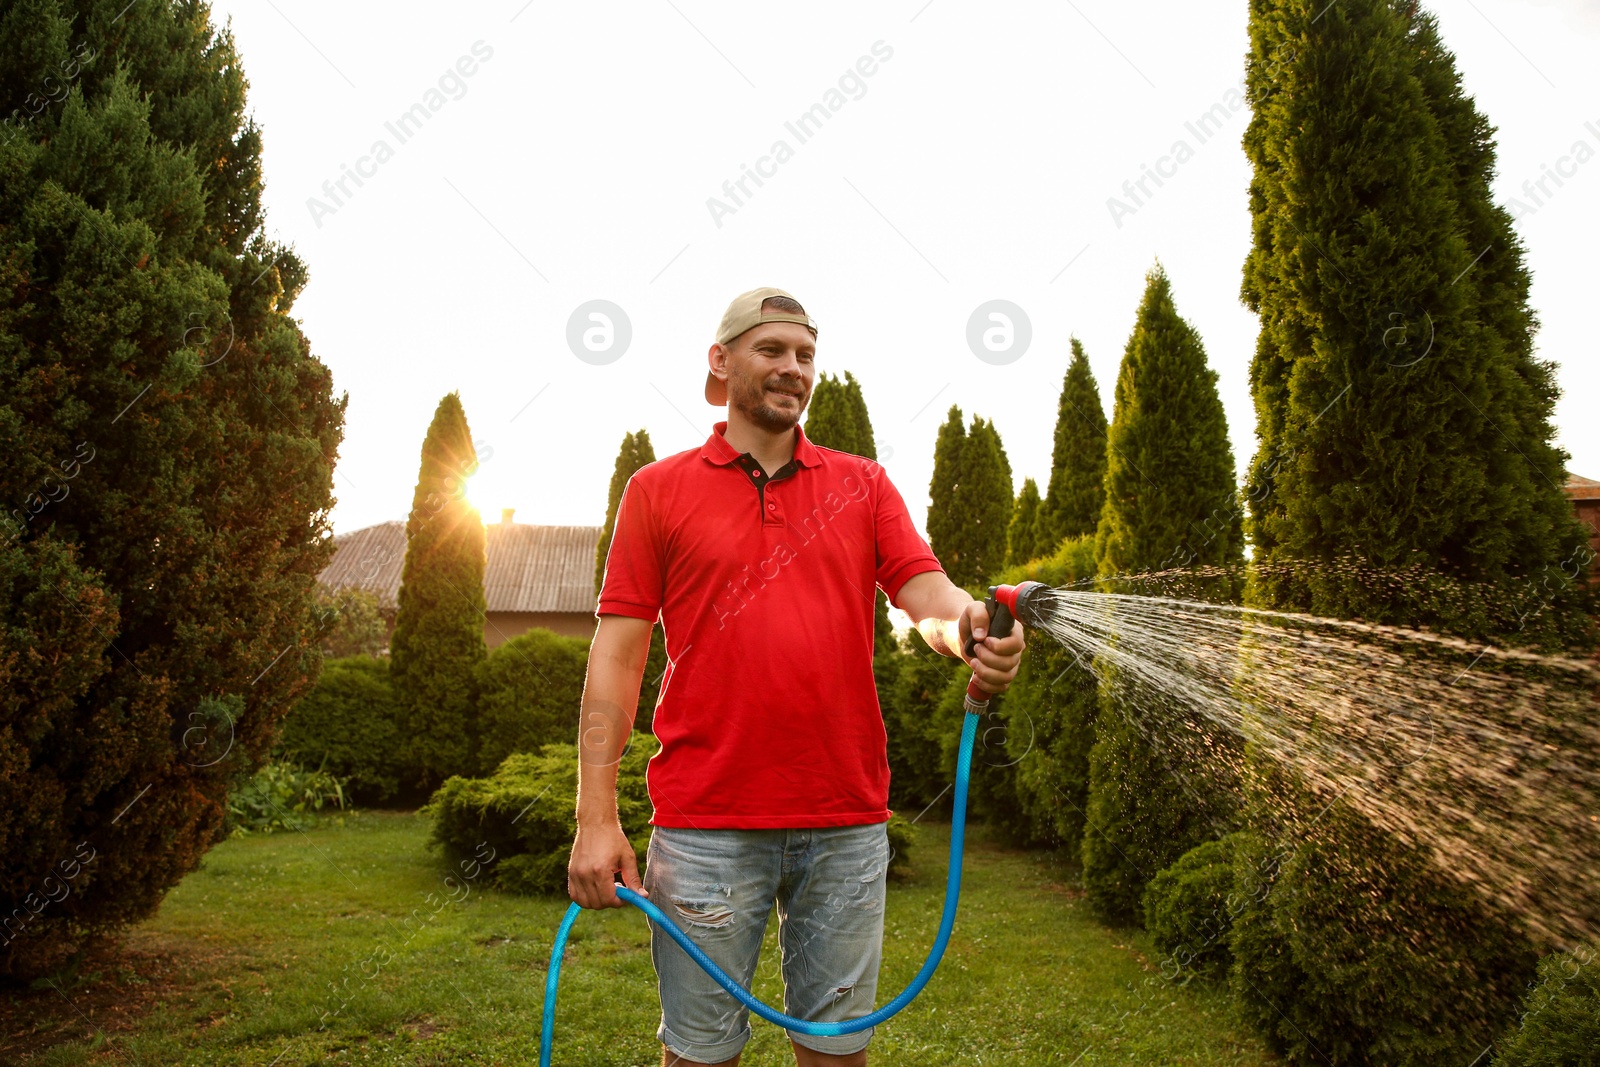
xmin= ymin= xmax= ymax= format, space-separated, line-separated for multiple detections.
xmin=224 ymin=761 xmax=348 ymax=837
xmin=1143 ymin=834 xmax=1241 ymax=980
xmin=885 ymin=814 xmax=918 ymax=879
xmin=1496 ymin=944 xmax=1600 ymax=1066
xmin=276 ymin=657 xmax=407 ymax=802
xmin=313 ymin=585 xmax=391 ymax=658
xmin=885 ymin=636 xmax=964 ymax=813
xmin=424 ymin=734 xmax=658 ymax=895
xmin=992 ymin=535 xmax=1100 ymax=849
xmin=474 ymin=628 xmax=590 ymax=775
xmin=1228 ymin=808 xmax=1537 ymax=1066
xmin=0 ymin=0 xmax=345 ymax=980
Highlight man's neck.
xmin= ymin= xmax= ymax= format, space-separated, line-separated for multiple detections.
xmin=721 ymin=408 xmax=796 ymax=476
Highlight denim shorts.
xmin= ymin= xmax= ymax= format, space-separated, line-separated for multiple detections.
xmin=642 ymin=822 xmax=891 ymax=1062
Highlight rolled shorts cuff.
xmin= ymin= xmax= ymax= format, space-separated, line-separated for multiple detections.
xmin=787 ymin=1024 xmax=875 ymax=1057
xmin=659 ymin=1019 xmax=751 ymax=1063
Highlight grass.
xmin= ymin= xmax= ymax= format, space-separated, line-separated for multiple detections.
xmin=3 ymin=811 xmax=1278 ymax=1065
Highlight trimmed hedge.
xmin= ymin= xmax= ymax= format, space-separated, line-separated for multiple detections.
xmin=424 ymin=735 xmax=658 ymax=896
xmin=1228 ymin=806 xmax=1537 ymax=1066
xmin=992 ymin=535 xmax=1099 ymax=849
xmin=278 ymin=628 xmax=593 ymax=801
xmin=1143 ymin=833 xmax=1240 ymax=980
xmin=427 ymin=734 xmax=917 ymax=895
xmin=1496 ymin=944 xmax=1600 ymax=1066
xmin=475 ymin=628 xmax=590 ymax=776
xmin=275 ymin=656 xmax=406 ymax=803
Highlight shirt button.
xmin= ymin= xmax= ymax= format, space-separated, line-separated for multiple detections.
xmin=767 ymin=502 xmax=776 ymax=511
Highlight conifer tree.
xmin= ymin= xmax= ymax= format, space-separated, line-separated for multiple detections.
xmin=1082 ymin=266 xmax=1242 ymax=925
xmin=948 ymin=417 xmax=1013 ymax=589
xmin=594 ymin=429 xmax=665 ymax=731
xmin=1040 ymin=339 xmax=1109 ymax=556
xmin=1230 ymin=3 xmax=1581 ymax=1061
xmin=1007 ymin=478 xmax=1042 ymax=567
xmin=927 ymin=406 xmax=968 ymax=583
xmin=390 ymin=394 xmax=488 ymax=787
xmin=595 ymin=430 xmax=657 ymax=597
xmin=841 ymin=371 xmax=877 ymax=460
xmin=802 ymin=373 xmax=861 ymax=455
xmin=803 ymin=373 xmax=894 ymax=672
xmin=0 ymin=1 xmax=343 ymax=977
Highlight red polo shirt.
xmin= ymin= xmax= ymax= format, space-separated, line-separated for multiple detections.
xmin=596 ymin=421 xmax=945 ymax=829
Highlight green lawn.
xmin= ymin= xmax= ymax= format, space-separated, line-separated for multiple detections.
xmin=5 ymin=812 xmax=1277 ymax=1065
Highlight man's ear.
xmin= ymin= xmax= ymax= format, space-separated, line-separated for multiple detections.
xmin=707 ymin=342 xmax=729 ymax=383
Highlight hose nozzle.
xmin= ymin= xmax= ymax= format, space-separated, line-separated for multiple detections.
xmin=962 ymin=581 xmax=1045 ymax=706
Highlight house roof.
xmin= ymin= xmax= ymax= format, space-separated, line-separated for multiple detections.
xmin=1567 ymin=475 xmax=1600 ymax=502
xmin=318 ymin=520 xmax=603 ymax=614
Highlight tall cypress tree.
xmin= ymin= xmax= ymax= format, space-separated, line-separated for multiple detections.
xmin=0 ymin=1 xmax=344 ymax=978
xmin=802 ymin=372 xmax=862 ymax=455
xmin=594 ymin=429 xmax=664 ymax=731
xmin=595 ymin=430 xmax=657 ymax=597
xmin=1082 ymin=266 xmax=1242 ymax=925
xmin=949 ymin=417 xmax=1013 ymax=589
xmin=390 ymin=394 xmax=487 ymax=788
xmin=1007 ymin=478 xmax=1043 ymax=567
xmin=804 ymin=373 xmax=895 ymax=672
xmin=927 ymin=406 xmax=968 ymax=583
xmin=1040 ymin=339 xmax=1110 ymax=556
xmin=841 ymin=371 xmax=877 ymax=460
xmin=1231 ymin=3 xmax=1575 ymax=1061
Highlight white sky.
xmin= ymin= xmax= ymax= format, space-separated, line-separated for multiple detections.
xmin=205 ymin=0 xmax=1600 ymax=539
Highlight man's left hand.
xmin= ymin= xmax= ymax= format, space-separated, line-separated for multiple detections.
xmin=959 ymin=599 xmax=1026 ymax=695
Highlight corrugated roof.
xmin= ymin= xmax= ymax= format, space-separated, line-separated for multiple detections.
xmin=317 ymin=520 xmax=601 ymax=613
xmin=1567 ymin=475 xmax=1600 ymax=501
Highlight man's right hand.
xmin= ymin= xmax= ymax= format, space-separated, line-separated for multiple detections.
xmin=568 ymin=819 xmax=647 ymax=909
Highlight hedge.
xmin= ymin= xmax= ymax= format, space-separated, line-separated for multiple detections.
xmin=475 ymin=628 xmax=590 ymax=776
xmin=1142 ymin=833 xmax=1241 ymax=980
xmin=424 ymin=735 xmax=658 ymax=896
xmin=1495 ymin=944 xmax=1600 ymax=1066
xmin=275 ymin=656 xmax=406 ymax=803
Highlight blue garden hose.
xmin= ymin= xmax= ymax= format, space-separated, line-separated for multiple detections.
xmin=539 ymin=587 xmax=1026 ymax=1066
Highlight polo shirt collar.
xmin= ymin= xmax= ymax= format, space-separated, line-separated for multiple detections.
xmin=701 ymin=420 xmax=822 ymax=469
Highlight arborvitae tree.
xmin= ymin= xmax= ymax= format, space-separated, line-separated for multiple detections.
xmin=595 ymin=430 xmax=657 ymax=597
xmin=992 ymin=533 xmax=1101 ymax=850
xmin=802 ymin=373 xmax=895 ymax=686
xmin=593 ymin=429 xmax=664 ymax=731
xmin=840 ymin=371 xmax=877 ymax=460
xmin=927 ymin=406 xmax=968 ymax=583
xmin=389 ymin=394 xmax=488 ymax=788
xmin=1007 ymin=478 xmax=1042 ymax=567
xmin=0 ymin=2 xmax=343 ymax=978
xmin=1082 ymin=266 xmax=1242 ymax=925
xmin=1231 ymin=3 xmax=1581 ymax=1062
xmin=1241 ymin=0 xmax=1586 ymax=637
xmin=1040 ymin=339 xmax=1110 ymax=556
xmin=1096 ymin=268 xmax=1243 ymax=581
xmin=802 ymin=372 xmax=861 ymax=456
xmin=951 ymin=417 xmax=1014 ymax=589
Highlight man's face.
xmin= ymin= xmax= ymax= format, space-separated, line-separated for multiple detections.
xmin=717 ymin=320 xmax=816 ymax=432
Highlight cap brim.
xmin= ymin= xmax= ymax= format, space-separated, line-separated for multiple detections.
xmin=705 ymin=370 xmax=727 ymax=406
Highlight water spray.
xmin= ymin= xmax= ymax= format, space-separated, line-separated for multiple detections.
xmin=537 ymin=587 xmax=1028 ymax=1065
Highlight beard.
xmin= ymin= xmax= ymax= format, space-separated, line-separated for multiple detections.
xmin=729 ymin=373 xmax=808 ymax=432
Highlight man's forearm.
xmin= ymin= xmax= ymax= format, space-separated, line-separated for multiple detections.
xmin=575 ymin=618 xmax=651 ymax=826
xmin=912 ymin=580 xmax=978 ymax=660
xmin=575 ymin=696 xmax=634 ymax=826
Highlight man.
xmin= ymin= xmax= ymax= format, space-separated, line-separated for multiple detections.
xmin=568 ymin=287 xmax=1025 ymax=1066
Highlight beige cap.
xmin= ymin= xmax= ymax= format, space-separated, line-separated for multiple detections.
xmin=705 ymin=287 xmax=818 ymax=405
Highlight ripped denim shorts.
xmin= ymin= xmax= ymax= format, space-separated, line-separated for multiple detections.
xmin=641 ymin=822 xmax=891 ymax=1062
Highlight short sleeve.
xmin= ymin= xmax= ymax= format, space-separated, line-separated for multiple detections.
xmin=870 ymin=463 xmax=945 ymax=606
xmin=596 ymin=475 xmax=664 ymax=621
